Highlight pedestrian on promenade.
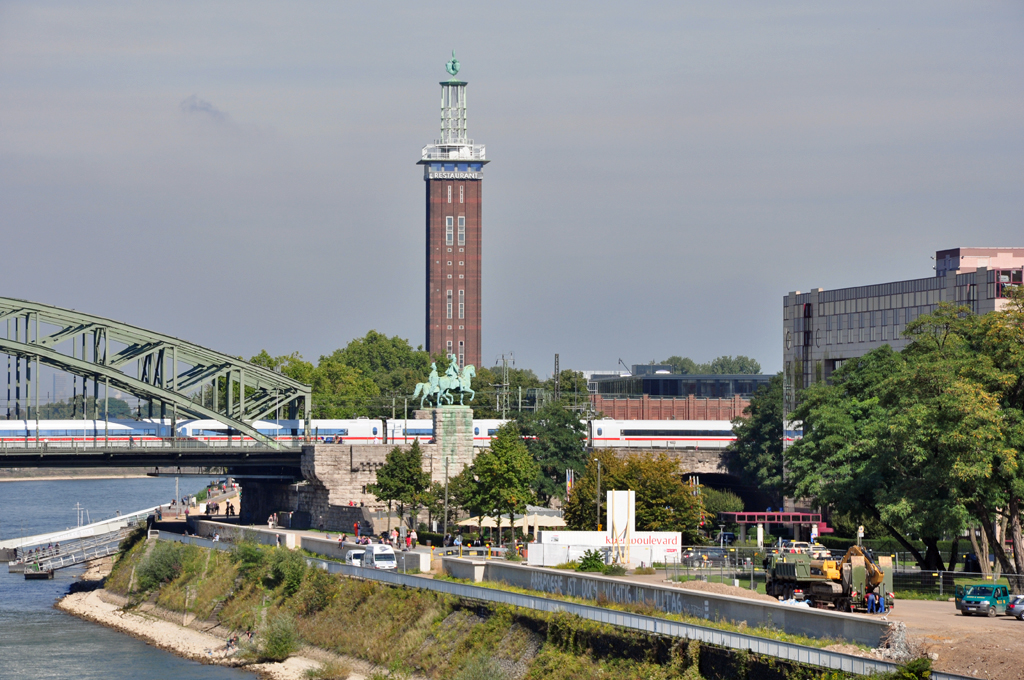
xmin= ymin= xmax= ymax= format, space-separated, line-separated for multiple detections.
xmin=405 ymin=533 xmax=412 ymax=551
xmin=276 ymin=534 xmax=281 ymax=547
xmin=410 ymin=530 xmax=418 ymax=549
xmin=354 ymin=522 xmax=360 ymax=539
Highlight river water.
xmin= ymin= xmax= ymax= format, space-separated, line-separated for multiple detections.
xmin=0 ymin=477 xmax=250 ymax=680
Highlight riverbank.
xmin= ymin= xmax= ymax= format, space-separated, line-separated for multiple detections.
xmin=0 ymin=472 xmax=150 ymax=482
xmin=56 ymin=554 xmax=414 ymax=680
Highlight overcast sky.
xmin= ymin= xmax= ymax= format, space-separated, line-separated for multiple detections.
xmin=1 ymin=2 xmax=1021 ymax=377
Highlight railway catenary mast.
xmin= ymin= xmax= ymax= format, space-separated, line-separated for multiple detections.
xmin=418 ymin=52 xmax=488 ymax=368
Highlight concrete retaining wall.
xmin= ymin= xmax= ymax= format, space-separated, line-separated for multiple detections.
xmin=454 ymin=559 xmax=888 ymax=647
xmin=443 ymin=557 xmax=487 ymax=582
xmin=191 ymin=520 xmax=296 ymax=549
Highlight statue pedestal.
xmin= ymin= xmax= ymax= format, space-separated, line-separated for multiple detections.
xmin=433 ymin=406 xmax=474 ymax=481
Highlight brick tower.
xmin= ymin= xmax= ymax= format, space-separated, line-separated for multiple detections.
xmin=418 ymin=52 xmax=487 ymax=368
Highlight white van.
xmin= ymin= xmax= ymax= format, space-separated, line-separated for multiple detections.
xmin=362 ymin=544 xmax=396 ymax=570
xmin=344 ymin=549 xmax=365 ymax=567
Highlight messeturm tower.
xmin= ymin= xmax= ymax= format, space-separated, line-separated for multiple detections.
xmin=418 ymin=52 xmax=487 ymax=369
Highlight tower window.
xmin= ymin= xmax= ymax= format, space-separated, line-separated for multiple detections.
xmin=460 ymin=186 xmax=464 ymax=203
xmin=458 ymin=289 xmax=465 ymax=319
xmin=447 ymin=340 xmax=453 ymax=353
xmin=446 ymin=290 xmax=453 ymax=319
xmin=445 ymin=217 xmax=453 ymax=245
xmin=458 ymin=340 xmax=464 ymax=367
xmin=447 ymin=185 xmax=452 ymax=203
xmin=458 ymin=216 xmax=465 ymax=245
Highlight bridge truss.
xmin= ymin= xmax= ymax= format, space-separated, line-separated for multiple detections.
xmin=0 ymin=297 xmax=311 ymax=448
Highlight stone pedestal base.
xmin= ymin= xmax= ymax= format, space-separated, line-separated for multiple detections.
xmin=433 ymin=406 xmax=475 ymax=484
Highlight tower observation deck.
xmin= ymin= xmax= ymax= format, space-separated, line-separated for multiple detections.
xmin=419 ymin=52 xmax=488 ymax=368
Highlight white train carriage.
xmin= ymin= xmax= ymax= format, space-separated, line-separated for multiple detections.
xmin=385 ymin=419 xmax=434 ymax=444
xmin=589 ymin=419 xmax=736 ymax=449
xmin=472 ymin=419 xmax=510 ymax=446
xmin=177 ymin=418 xmax=383 ymax=444
xmin=0 ymin=419 xmax=168 ymax=444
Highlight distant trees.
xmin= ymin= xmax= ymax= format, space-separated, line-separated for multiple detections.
xmin=19 ymin=395 xmax=133 ymax=420
xmin=661 ymin=355 xmax=761 ymax=375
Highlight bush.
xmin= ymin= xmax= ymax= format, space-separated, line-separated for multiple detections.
xmin=118 ymin=526 xmax=147 ymax=557
xmin=576 ymin=549 xmax=605 ymax=573
xmin=305 ymin=660 xmax=352 ymax=679
xmin=633 ymin=566 xmax=657 ymax=575
xmin=266 ymin=548 xmax=307 ymax=595
xmin=602 ymin=564 xmax=626 ymax=577
xmin=258 ymin=614 xmax=299 ymax=662
xmin=136 ymin=541 xmax=185 ymax=592
xmin=232 ymin=541 xmax=266 ymax=581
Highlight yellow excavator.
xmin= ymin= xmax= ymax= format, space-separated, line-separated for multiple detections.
xmin=765 ymin=545 xmax=892 ymax=612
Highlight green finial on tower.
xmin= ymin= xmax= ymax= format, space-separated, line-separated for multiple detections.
xmin=446 ymin=50 xmax=460 ymax=77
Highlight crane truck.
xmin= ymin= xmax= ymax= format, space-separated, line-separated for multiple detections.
xmin=763 ymin=545 xmax=893 ymax=612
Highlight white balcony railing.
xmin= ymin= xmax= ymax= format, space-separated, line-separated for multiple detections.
xmin=421 ymin=143 xmax=486 ymax=161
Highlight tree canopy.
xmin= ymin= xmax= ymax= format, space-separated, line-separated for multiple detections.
xmin=728 ymin=372 xmax=784 ymax=503
xmin=785 ymin=293 xmax=1023 ymax=575
xmin=367 ymin=441 xmax=430 ymax=530
xmin=516 ymin=401 xmax=590 ymax=503
xmin=661 ymin=355 xmax=761 ymax=375
xmin=563 ymin=450 xmax=705 ymax=543
xmin=459 ymin=423 xmax=539 ymax=530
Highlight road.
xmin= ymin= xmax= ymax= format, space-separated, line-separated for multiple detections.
xmin=888 ymin=599 xmax=1024 ymax=679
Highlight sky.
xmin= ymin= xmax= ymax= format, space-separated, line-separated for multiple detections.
xmin=1 ymin=2 xmax=1021 ymax=379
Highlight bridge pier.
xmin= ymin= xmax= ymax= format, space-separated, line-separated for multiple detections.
xmin=238 ymin=480 xmax=298 ymax=527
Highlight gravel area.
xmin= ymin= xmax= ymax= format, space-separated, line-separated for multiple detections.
xmin=672 ymin=579 xmax=780 ymax=603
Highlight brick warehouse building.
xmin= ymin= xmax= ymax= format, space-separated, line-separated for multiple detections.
xmin=418 ymin=54 xmax=487 ymax=368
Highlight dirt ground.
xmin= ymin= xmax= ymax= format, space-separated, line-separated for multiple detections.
xmin=888 ymin=599 xmax=1024 ymax=679
xmin=672 ymin=578 xmax=780 ymax=603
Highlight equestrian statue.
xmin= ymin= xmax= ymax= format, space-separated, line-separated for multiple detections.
xmin=411 ymin=354 xmax=476 ymax=409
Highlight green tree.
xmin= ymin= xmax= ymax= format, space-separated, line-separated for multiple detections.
xmin=661 ymin=355 xmax=762 ymax=375
xmin=728 ymin=372 xmax=784 ymax=503
xmin=463 ymin=423 xmax=539 ymax=538
xmin=563 ymin=450 xmax=704 ymax=543
xmin=516 ymin=402 xmax=589 ymax=503
xmin=786 ymin=323 xmax=1006 ymax=571
xmin=367 ymin=441 xmax=430 ymax=531
xmin=328 ymin=330 xmax=430 ymax=396
xmin=701 ymin=487 xmax=743 ymax=517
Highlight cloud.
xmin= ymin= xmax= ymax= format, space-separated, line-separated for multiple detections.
xmin=179 ymin=95 xmax=228 ymax=122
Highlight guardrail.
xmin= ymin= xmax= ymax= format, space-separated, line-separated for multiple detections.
xmin=155 ymin=531 xmax=968 ymax=679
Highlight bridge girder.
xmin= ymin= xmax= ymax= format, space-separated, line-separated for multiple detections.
xmin=0 ymin=297 xmax=311 ymax=448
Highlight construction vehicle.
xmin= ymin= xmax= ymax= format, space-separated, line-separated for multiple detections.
xmin=763 ymin=545 xmax=893 ymax=612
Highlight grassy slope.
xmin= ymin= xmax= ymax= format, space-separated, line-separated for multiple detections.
xmin=104 ymin=536 xmax=923 ymax=680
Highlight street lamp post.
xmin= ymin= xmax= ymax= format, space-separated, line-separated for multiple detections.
xmin=594 ymin=458 xmax=602 ymax=531
xmin=442 ymin=455 xmax=450 ymax=542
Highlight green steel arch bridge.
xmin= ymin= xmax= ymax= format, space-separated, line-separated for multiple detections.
xmin=0 ymin=297 xmax=309 ymax=472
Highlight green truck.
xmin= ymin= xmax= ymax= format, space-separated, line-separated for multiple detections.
xmin=955 ymin=584 xmax=1010 ymax=616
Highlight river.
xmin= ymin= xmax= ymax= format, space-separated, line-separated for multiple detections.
xmin=0 ymin=477 xmax=250 ymax=680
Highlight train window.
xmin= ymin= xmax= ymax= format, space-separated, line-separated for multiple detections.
xmin=372 ymin=427 xmax=378 ymax=435
xmin=474 ymin=427 xmax=480 ymax=435
xmin=597 ymin=428 xmax=603 ymax=436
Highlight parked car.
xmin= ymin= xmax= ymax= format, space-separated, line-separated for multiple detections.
xmin=714 ymin=532 xmax=736 ymax=546
xmin=344 ymin=549 xmax=365 ymax=567
xmin=956 ymin=584 xmax=1011 ymax=616
xmin=810 ymin=544 xmax=830 ymax=559
xmin=1006 ymin=594 xmax=1024 ymax=620
xmin=681 ymin=548 xmax=730 ymax=568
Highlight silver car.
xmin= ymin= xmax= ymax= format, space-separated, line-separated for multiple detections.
xmin=1007 ymin=594 xmax=1024 ymax=620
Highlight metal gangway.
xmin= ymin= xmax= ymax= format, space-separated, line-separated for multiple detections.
xmin=11 ymin=516 xmax=146 ymax=573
